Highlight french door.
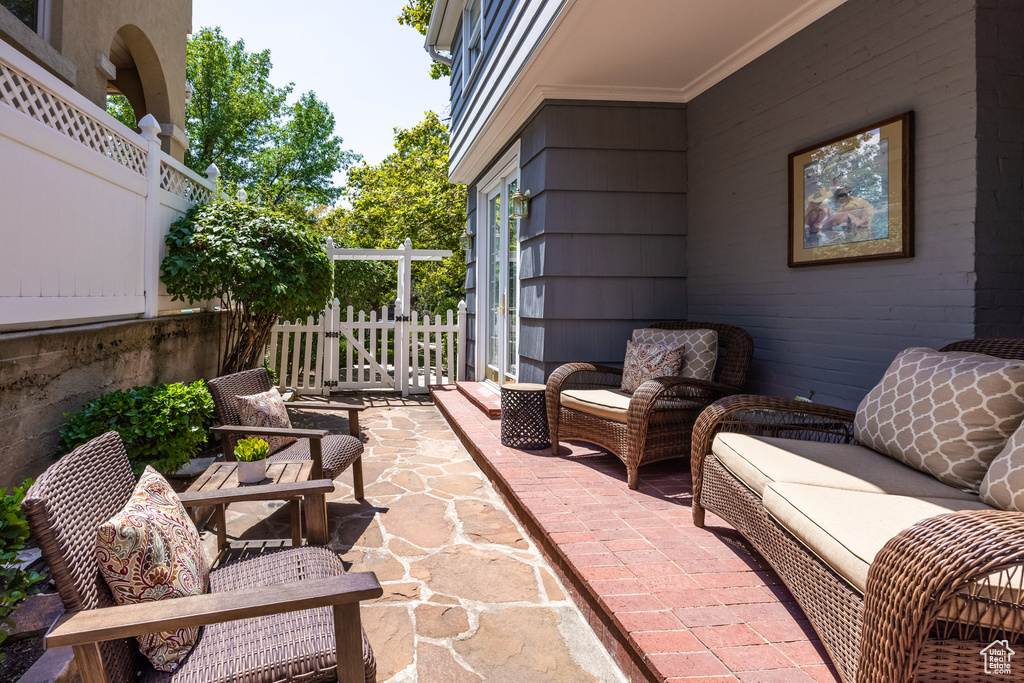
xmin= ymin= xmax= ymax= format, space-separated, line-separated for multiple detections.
xmin=483 ymin=170 xmax=519 ymax=386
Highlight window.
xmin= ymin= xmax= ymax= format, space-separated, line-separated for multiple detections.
xmin=2 ymin=0 xmax=37 ymax=30
xmin=462 ymin=0 xmax=482 ymax=90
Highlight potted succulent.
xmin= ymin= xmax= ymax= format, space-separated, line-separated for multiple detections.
xmin=235 ymin=437 xmax=270 ymax=484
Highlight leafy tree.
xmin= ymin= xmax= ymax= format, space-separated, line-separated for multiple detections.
xmin=162 ymin=198 xmax=333 ymax=374
xmin=399 ymin=0 xmax=451 ymax=80
xmin=323 ymin=112 xmax=466 ymax=315
xmin=106 ymin=93 xmax=137 ymax=128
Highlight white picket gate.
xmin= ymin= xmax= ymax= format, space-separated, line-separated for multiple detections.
xmin=267 ymin=300 xmax=467 ymax=397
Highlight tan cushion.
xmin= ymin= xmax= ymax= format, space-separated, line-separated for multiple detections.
xmin=632 ymin=328 xmax=717 ymax=381
xmin=713 ymin=433 xmax=979 ymax=501
xmin=854 ymin=347 xmax=1024 ymax=491
xmin=561 ymin=388 xmax=700 ymax=424
xmin=763 ymin=482 xmax=992 ymax=591
xmin=981 ymin=420 xmax=1024 ymax=512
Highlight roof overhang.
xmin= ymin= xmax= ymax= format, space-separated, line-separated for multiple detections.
xmin=446 ymin=0 xmax=851 ymax=184
xmin=425 ymin=0 xmax=461 ymax=53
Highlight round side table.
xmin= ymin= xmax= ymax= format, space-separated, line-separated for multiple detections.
xmin=500 ymin=383 xmax=550 ymax=449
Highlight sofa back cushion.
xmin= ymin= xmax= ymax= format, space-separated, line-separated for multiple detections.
xmin=854 ymin=347 xmax=1024 ymax=491
xmin=632 ymin=328 xmax=717 ymax=381
xmin=981 ymin=421 xmax=1024 ymax=512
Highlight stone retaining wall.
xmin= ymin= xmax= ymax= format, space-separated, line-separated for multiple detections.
xmin=0 ymin=312 xmax=225 ymax=488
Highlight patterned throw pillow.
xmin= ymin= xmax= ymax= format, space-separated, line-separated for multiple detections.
xmin=632 ymin=328 xmax=718 ymax=381
xmin=234 ymin=387 xmax=296 ymax=454
xmin=621 ymin=341 xmax=687 ymax=393
xmin=981 ymin=422 xmax=1024 ymax=512
xmin=96 ymin=467 xmax=209 ymax=672
xmin=854 ymin=347 xmax=1024 ymax=491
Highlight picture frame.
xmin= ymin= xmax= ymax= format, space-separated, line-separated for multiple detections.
xmin=788 ymin=111 xmax=913 ymax=267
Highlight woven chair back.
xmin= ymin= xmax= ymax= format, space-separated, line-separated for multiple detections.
xmin=649 ymin=321 xmax=754 ymax=389
xmin=22 ymin=431 xmax=140 ymax=682
xmin=207 ymin=368 xmax=272 ymax=427
xmin=940 ymin=338 xmax=1024 ymax=360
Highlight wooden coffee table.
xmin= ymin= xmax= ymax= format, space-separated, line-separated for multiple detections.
xmin=185 ymin=461 xmax=333 ymax=551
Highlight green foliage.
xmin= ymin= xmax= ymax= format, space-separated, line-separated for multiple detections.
xmin=0 ymin=479 xmax=44 ymax=659
xmin=106 ymin=93 xmax=137 ymax=128
xmin=234 ymin=437 xmax=269 ymax=463
xmin=162 ymin=198 xmax=333 ymax=373
xmin=185 ymin=27 xmax=358 ymax=219
xmin=398 ymin=0 xmax=451 ymax=80
xmin=58 ymin=382 xmax=214 ymax=476
xmin=324 ymin=112 xmax=466 ymax=315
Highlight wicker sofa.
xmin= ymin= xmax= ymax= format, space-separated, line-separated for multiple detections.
xmin=546 ymin=321 xmax=753 ymax=488
xmin=691 ymin=339 xmax=1024 ymax=683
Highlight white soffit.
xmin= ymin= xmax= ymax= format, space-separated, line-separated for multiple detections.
xmin=450 ymin=0 xmax=849 ymax=183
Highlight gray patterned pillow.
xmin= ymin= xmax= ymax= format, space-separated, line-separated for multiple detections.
xmin=632 ymin=328 xmax=718 ymax=381
xmin=854 ymin=347 xmax=1024 ymax=491
xmin=981 ymin=422 xmax=1024 ymax=512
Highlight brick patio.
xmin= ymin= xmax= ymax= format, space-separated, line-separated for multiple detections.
xmin=432 ymin=385 xmax=842 ymax=683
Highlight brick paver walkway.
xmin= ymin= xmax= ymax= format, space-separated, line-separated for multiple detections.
xmin=432 ymin=386 xmax=841 ymax=683
xmin=213 ymin=395 xmax=626 ymax=683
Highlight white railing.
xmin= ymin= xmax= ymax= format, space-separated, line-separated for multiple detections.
xmin=267 ymin=300 xmax=468 ymax=396
xmin=0 ymin=38 xmax=217 ymax=330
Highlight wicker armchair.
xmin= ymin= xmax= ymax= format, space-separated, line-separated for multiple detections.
xmin=23 ymin=431 xmax=382 ymax=683
xmin=546 ymin=321 xmax=754 ymax=489
xmin=208 ymin=368 xmax=366 ymax=498
xmin=690 ymin=338 xmax=1024 ymax=683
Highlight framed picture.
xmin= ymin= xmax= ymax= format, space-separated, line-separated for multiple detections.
xmin=788 ymin=111 xmax=913 ymax=267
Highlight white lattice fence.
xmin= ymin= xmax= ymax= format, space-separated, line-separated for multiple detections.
xmin=159 ymin=160 xmax=214 ymax=204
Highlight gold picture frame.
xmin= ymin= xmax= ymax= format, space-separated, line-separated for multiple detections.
xmin=788 ymin=111 xmax=914 ymax=267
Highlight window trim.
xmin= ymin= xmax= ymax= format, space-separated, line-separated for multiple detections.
xmin=461 ymin=0 xmax=483 ymax=92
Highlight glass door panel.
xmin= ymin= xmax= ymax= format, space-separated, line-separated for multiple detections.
xmin=482 ymin=170 xmax=519 ymax=387
xmin=485 ymin=190 xmax=501 ymax=384
xmin=505 ymin=178 xmax=518 ymax=382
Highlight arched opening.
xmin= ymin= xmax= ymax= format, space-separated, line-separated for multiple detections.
xmin=104 ymin=25 xmax=171 ymax=128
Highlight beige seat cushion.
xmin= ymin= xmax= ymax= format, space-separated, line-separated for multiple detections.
xmin=763 ymin=483 xmax=993 ymax=592
xmin=854 ymin=347 xmax=1024 ymax=491
xmin=981 ymin=420 xmax=1024 ymax=512
xmin=632 ymin=328 xmax=718 ymax=381
xmin=561 ymin=388 xmax=701 ymax=424
xmin=713 ymin=433 xmax=980 ymax=501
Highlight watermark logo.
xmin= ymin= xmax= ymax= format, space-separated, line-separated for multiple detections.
xmin=980 ymin=639 xmax=1015 ymax=676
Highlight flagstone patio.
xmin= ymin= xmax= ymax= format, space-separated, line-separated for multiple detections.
xmin=210 ymin=395 xmax=626 ymax=683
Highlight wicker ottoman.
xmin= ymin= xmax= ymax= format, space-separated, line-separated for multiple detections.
xmin=500 ymin=383 xmax=550 ymax=449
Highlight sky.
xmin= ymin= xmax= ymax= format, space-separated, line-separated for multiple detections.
xmin=192 ymin=0 xmax=451 ymax=172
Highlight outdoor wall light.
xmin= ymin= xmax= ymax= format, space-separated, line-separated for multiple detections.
xmin=460 ymin=224 xmax=473 ymax=251
xmin=510 ymin=189 xmax=530 ymax=218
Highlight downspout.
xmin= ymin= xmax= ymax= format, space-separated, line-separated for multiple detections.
xmin=426 ymin=44 xmax=452 ymax=66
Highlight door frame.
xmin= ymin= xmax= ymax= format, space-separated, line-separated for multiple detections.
xmin=474 ymin=141 xmax=521 ymax=389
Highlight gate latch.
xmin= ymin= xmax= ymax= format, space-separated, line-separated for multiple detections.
xmin=324 ymin=331 xmax=340 ymax=338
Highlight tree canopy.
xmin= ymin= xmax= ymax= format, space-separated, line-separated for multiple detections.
xmin=321 ymin=112 xmax=466 ymax=315
xmin=399 ymin=0 xmax=451 ymax=80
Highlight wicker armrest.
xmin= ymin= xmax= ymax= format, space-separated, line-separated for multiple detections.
xmin=691 ymin=395 xmax=856 ymax=526
xmin=286 ymin=401 xmax=365 ymax=412
xmin=46 ymin=573 xmax=383 ymax=648
xmin=178 ymin=479 xmax=335 ymax=507
xmin=210 ymin=425 xmax=328 ymax=440
xmin=859 ymin=510 xmax=1024 ymax=683
xmin=546 ymin=362 xmax=623 ymax=393
xmin=632 ymin=376 xmax=741 ymax=408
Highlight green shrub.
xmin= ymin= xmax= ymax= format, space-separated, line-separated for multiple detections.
xmin=234 ymin=437 xmax=269 ymax=462
xmin=58 ymin=381 xmax=215 ymax=476
xmin=0 ymin=479 xmax=44 ymax=660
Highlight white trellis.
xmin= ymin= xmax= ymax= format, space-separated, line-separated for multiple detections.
xmin=268 ymin=238 xmax=467 ymax=396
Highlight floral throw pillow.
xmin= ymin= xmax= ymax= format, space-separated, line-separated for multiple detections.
xmin=621 ymin=341 xmax=687 ymax=393
xmin=234 ymin=387 xmax=296 ymax=454
xmin=96 ymin=467 xmax=209 ymax=672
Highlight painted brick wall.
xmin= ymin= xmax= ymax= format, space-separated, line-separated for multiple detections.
xmin=686 ymin=0 xmax=980 ymax=409
xmin=975 ymin=0 xmax=1024 ymax=338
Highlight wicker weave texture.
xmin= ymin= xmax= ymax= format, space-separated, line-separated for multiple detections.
xmin=144 ymin=548 xmax=375 ymax=683
xmin=500 ymin=386 xmax=550 ymax=449
xmin=23 ymin=431 xmax=140 ymax=683
xmin=208 ymin=369 xmax=363 ymax=480
xmin=546 ymin=321 xmax=753 ymax=487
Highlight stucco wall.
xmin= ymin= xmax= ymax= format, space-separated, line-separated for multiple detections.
xmin=50 ymin=0 xmax=191 ymax=159
xmin=685 ymin=0 xmax=980 ymax=409
xmin=0 ymin=313 xmax=224 ymax=488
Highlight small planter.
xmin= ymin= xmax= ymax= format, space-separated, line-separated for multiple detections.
xmin=237 ymin=459 xmax=267 ymax=484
